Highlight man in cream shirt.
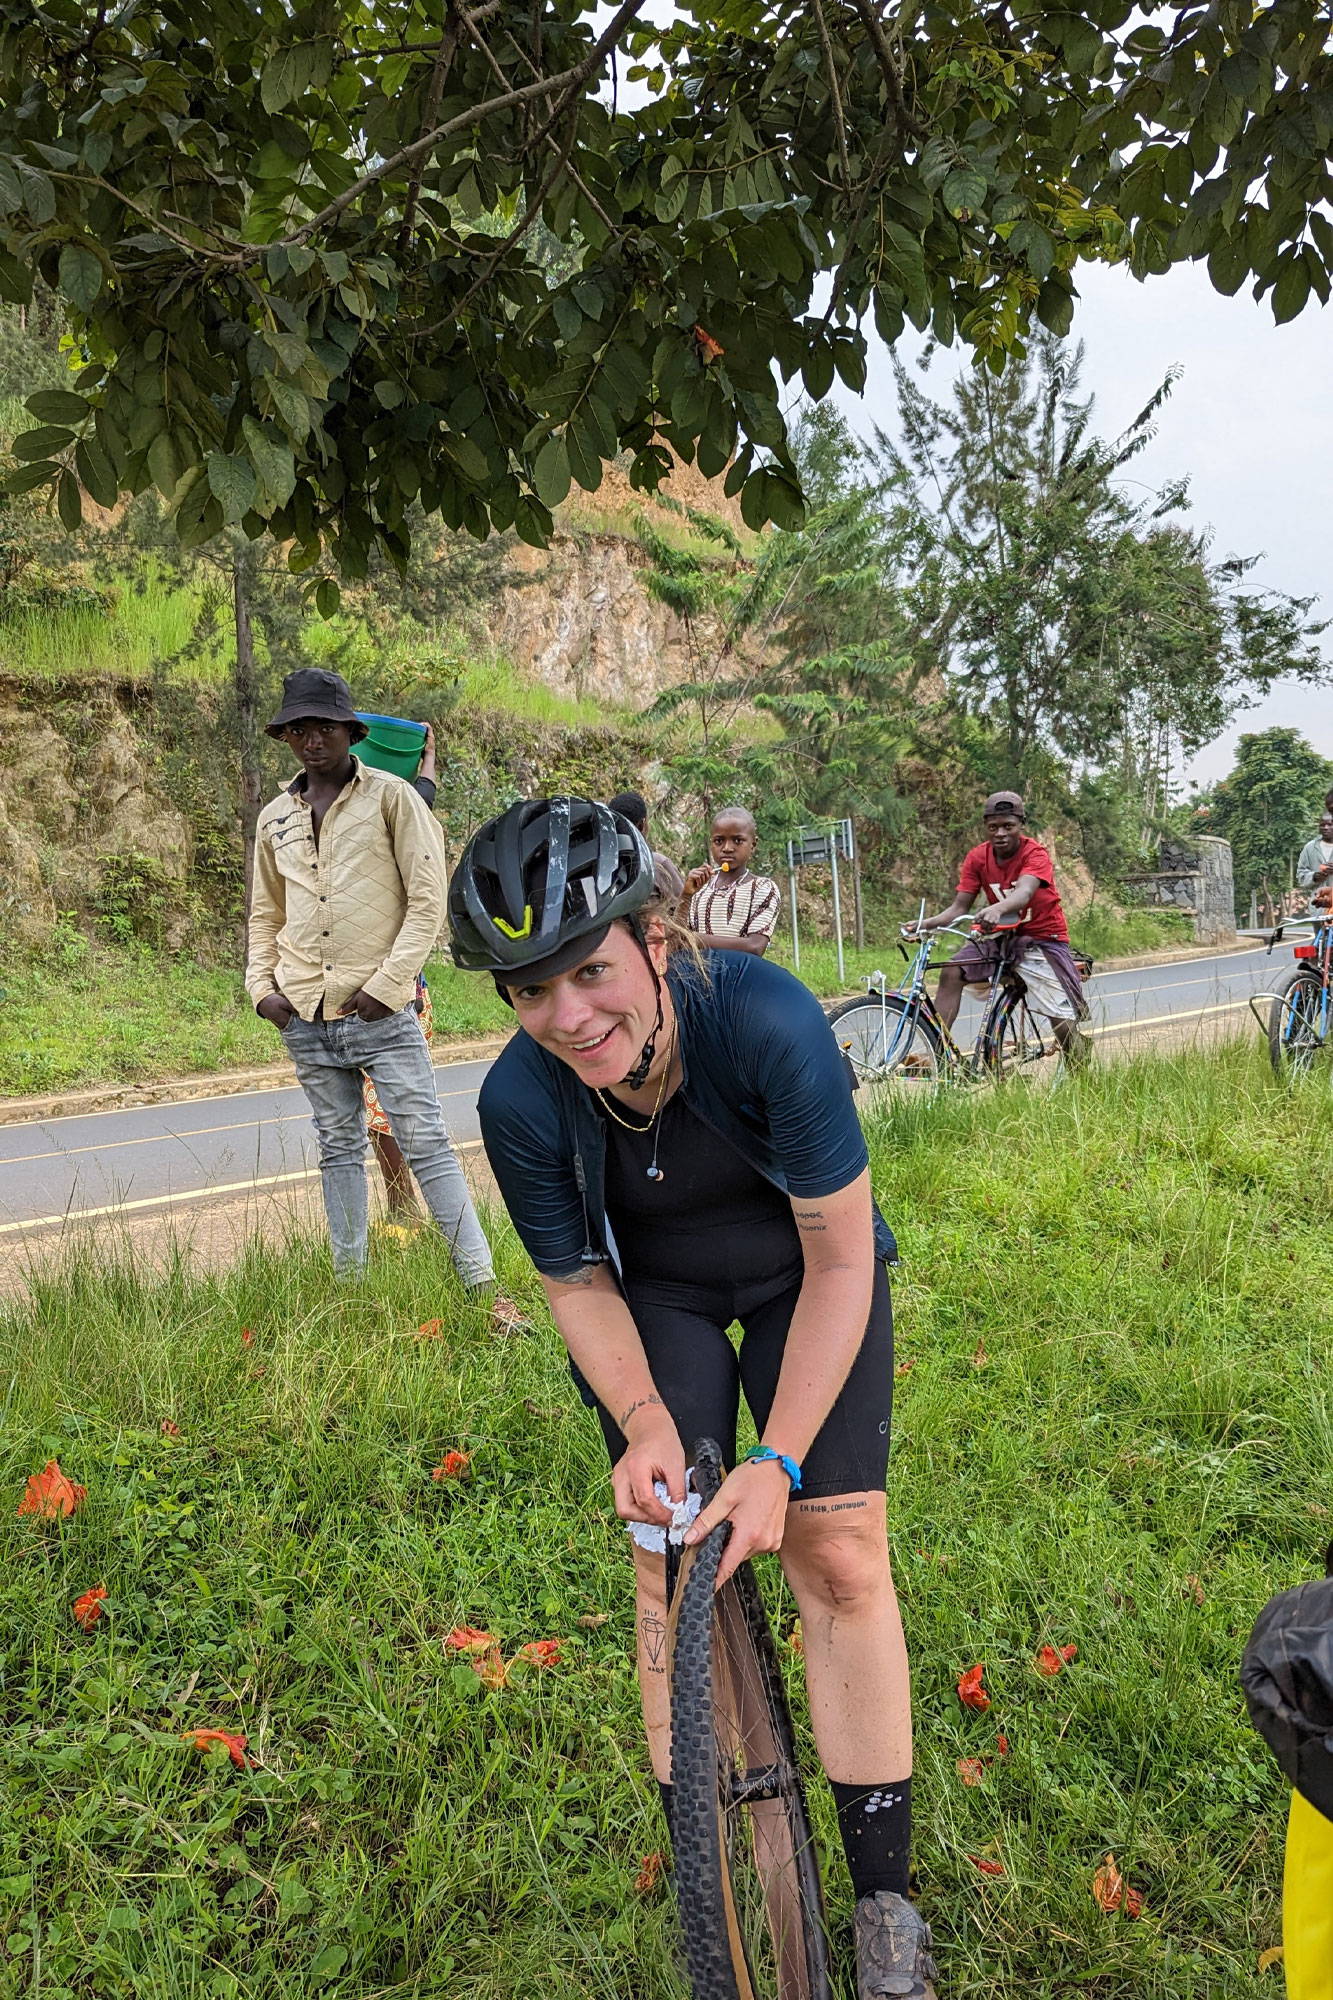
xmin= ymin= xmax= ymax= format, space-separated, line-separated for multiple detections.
xmin=245 ymin=667 xmax=494 ymax=1284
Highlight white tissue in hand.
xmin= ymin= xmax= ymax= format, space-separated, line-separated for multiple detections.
xmin=628 ymin=1477 xmax=702 ymax=1554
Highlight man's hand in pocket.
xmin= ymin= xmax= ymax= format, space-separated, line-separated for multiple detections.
xmin=256 ymin=993 xmax=296 ymax=1030
xmin=338 ymin=989 xmax=394 ymax=1023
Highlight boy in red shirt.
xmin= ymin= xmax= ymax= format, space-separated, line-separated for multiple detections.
xmin=911 ymin=791 xmax=1089 ymax=1058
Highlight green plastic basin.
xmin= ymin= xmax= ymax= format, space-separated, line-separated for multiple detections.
xmin=354 ymin=712 xmax=427 ymax=780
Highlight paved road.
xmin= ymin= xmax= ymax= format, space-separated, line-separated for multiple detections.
xmin=0 ymin=945 xmax=1287 ymax=1236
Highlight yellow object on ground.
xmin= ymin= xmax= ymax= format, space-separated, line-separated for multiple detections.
xmin=1284 ymin=1789 xmax=1333 ymax=1998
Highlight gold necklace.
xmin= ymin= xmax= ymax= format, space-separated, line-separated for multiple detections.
xmin=597 ymin=1027 xmax=677 ymax=1180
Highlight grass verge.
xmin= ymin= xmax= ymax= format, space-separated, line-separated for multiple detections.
xmin=0 ymin=1040 xmax=1314 ymax=1995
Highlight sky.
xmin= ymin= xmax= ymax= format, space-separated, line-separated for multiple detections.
xmin=830 ymin=261 xmax=1332 ymax=793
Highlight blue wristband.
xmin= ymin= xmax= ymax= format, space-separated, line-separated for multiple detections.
xmin=744 ymin=1446 xmax=803 ymax=1494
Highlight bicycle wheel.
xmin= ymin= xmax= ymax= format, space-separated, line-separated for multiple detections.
xmin=979 ymin=986 xmax=1051 ymax=1078
xmin=668 ymin=1439 xmax=832 ymax=2000
xmin=1269 ymin=967 xmax=1327 ymax=1080
xmin=826 ymin=994 xmax=943 ymax=1100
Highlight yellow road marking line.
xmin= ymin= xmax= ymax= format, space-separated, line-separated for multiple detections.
xmin=1091 ymin=998 xmax=1252 ymax=1037
xmin=0 ymin=1140 xmax=485 ymax=1236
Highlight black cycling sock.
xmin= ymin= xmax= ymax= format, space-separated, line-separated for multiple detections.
xmin=830 ymin=1776 xmax=911 ymax=1899
xmin=658 ymin=1779 xmax=674 ymax=1842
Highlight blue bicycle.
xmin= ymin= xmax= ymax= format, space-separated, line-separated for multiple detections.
xmin=1251 ymin=914 xmax=1333 ymax=1080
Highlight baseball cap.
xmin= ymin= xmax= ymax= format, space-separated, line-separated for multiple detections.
xmin=982 ymin=790 xmax=1026 ymax=820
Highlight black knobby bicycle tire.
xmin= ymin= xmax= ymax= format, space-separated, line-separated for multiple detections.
xmin=979 ymin=984 xmax=1027 ymax=1076
xmin=1269 ymin=965 xmax=1325 ymax=1080
xmin=668 ymin=1439 xmax=832 ymax=2000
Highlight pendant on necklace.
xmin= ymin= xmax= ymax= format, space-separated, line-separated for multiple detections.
xmin=646 ymin=1164 xmax=664 ymax=1181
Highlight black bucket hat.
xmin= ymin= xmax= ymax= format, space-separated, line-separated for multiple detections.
xmin=266 ymin=668 xmax=367 ymax=742
xmin=1241 ymin=1544 xmax=1333 ymax=1824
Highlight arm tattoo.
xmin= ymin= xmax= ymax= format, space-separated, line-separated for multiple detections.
xmin=639 ymin=1609 xmax=667 ymax=1675
xmin=793 ymin=1497 xmax=868 ymax=1515
xmin=550 ymin=1265 xmax=596 ymax=1287
xmin=618 ymin=1393 xmax=665 ymax=1433
xmin=794 ymin=1206 xmax=828 ymax=1233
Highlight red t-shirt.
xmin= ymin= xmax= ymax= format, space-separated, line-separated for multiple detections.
xmin=957 ymin=836 xmax=1068 ymax=942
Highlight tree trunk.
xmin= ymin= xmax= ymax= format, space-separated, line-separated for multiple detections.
xmin=233 ymin=547 xmax=264 ymax=919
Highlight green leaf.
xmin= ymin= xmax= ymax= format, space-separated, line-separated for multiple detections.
xmin=75 ymin=437 xmax=118 ymax=508
xmin=148 ymin=430 xmax=182 ymax=498
xmin=263 ymin=376 xmax=312 ymax=440
xmin=309 ymin=1945 xmax=348 ymax=1982
xmin=1271 ymin=256 xmax=1310 ymax=325
xmin=1009 ymin=219 xmax=1056 ymax=280
xmin=26 ymin=389 xmax=89 ymax=425
xmin=532 ymin=435 xmax=571 ymax=508
xmin=57 ymin=468 xmax=82 ymax=531
xmin=0 ymin=160 xmax=20 ymax=215
xmin=206 ymin=451 xmax=258 ymax=524
xmin=2 ymin=459 xmax=59 ymax=494
xmin=11 ymin=425 xmax=74 ymax=461
xmin=514 ymin=494 xmax=553 ymax=548
xmin=261 ymin=42 xmax=318 ymax=114
xmin=1206 ymin=235 xmax=1248 ymax=296
xmin=445 ymin=434 xmax=490 ymax=483
xmin=16 ymin=162 xmax=55 ymax=225
xmin=58 ymin=243 xmax=103 ymax=313
xmin=241 ymin=415 xmax=297 ymax=507
xmin=315 ymin=578 xmax=340 ymax=618
xmin=831 ymin=338 xmax=867 ymax=393
xmin=942 ymin=166 xmax=987 ymax=217
xmin=802 ymin=344 xmax=834 ymax=399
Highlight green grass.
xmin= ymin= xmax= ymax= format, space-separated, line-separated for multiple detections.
xmin=0 ymin=907 xmax=1202 ymax=1099
xmin=1 ymin=570 xmax=218 ymax=682
xmin=0 ymin=942 xmax=512 ymax=1097
xmin=1068 ymin=905 xmax=1194 ymax=960
xmin=0 ymin=1040 xmax=1317 ymax=1995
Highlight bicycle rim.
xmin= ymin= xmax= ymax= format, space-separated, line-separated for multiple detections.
xmin=1270 ymin=971 xmax=1326 ymax=1080
xmin=828 ymin=997 xmax=942 ymax=1101
xmin=981 ymin=989 xmax=1047 ymax=1077
xmin=669 ymin=1449 xmax=832 ymax=2000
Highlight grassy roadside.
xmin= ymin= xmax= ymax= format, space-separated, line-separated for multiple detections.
xmin=0 ymin=908 xmax=1192 ymax=1098
xmin=0 ymin=1040 xmax=1316 ymax=1995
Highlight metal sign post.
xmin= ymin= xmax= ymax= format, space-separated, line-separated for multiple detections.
xmin=786 ymin=818 xmax=856 ymax=985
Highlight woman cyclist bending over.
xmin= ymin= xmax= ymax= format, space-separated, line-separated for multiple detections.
xmin=450 ymin=797 xmax=939 ymax=2000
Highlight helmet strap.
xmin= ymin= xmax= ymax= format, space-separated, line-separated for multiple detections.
xmin=621 ymin=915 xmax=665 ymax=1090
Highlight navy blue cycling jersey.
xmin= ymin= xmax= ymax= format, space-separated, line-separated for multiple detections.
xmin=478 ymin=949 xmax=897 ymax=1277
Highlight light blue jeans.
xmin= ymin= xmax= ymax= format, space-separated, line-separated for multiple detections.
xmin=282 ymin=1004 xmax=493 ymax=1282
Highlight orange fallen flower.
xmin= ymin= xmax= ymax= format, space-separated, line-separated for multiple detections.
xmin=432 ymin=1450 xmax=472 ymax=1482
xmin=240 ymin=1326 xmax=254 ymax=1347
xmin=17 ymin=1460 xmax=87 ymax=1521
xmin=968 ymin=1855 xmax=1005 ymax=1877
xmin=415 ymin=1318 xmax=445 ymax=1341
xmin=787 ymin=1620 xmax=804 ymax=1657
xmin=957 ymin=1664 xmax=991 ymax=1712
xmin=445 ymin=1626 xmax=507 ymax=1687
xmin=1034 ymin=1643 xmax=1078 ymax=1677
xmin=445 ymin=1626 xmax=498 ymax=1654
xmin=182 ymin=1728 xmax=250 ymax=1770
xmin=894 ymin=1356 xmax=917 ymax=1379
xmin=515 ymin=1638 xmax=563 ymax=1669
xmin=72 ymin=1585 xmax=107 ymax=1631
xmin=970 ymin=1339 xmax=989 ymax=1368
xmin=995 ymin=1733 xmax=1010 ymax=1756
xmin=957 ymin=1757 xmax=988 ymax=1786
xmin=160 ymin=1419 xmax=181 ymax=1437
xmin=692 ymin=323 xmax=725 ymax=365
xmin=635 ymin=1850 xmax=665 ymax=1895
xmin=1092 ymin=1853 xmax=1143 ymax=1917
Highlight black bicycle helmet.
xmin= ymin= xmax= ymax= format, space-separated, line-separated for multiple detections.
xmin=1240 ymin=1543 xmax=1333 ymax=1823
xmin=449 ymin=797 xmax=654 ymax=979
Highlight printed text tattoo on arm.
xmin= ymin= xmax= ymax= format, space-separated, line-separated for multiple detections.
xmin=618 ymin=1394 xmax=665 ymax=1432
xmin=794 ymin=1207 xmax=828 ymax=1233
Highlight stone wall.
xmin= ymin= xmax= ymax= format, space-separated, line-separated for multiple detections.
xmin=1125 ymin=835 xmax=1236 ymax=943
